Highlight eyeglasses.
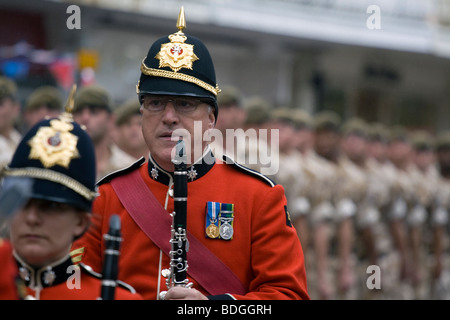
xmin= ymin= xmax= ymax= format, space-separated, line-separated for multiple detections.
xmin=142 ymin=95 xmax=208 ymax=114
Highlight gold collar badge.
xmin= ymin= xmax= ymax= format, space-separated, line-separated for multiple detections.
xmin=155 ymin=6 xmax=199 ymax=72
xmin=28 ymin=85 xmax=80 ymax=169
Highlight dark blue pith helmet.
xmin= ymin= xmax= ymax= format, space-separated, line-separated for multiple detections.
xmin=1 ymin=112 xmax=97 ymax=212
xmin=136 ymin=7 xmax=221 ymax=119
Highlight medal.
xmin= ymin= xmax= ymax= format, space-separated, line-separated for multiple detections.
xmin=205 ymin=201 xmax=220 ymax=239
xmin=218 ymin=204 xmax=234 ymax=241
xmin=206 ymin=224 xmax=219 ymax=238
xmin=219 ymin=220 xmax=233 ymax=240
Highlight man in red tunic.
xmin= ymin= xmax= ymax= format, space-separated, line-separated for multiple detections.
xmin=73 ymin=8 xmax=309 ymax=300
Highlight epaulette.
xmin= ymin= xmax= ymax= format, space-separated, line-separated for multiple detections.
xmin=222 ymin=155 xmax=276 ymax=187
xmin=79 ymin=263 xmax=138 ymax=294
xmin=97 ymin=157 xmax=145 ymax=186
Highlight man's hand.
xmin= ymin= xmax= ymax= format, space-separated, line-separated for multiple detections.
xmin=163 ymin=287 xmax=208 ymax=300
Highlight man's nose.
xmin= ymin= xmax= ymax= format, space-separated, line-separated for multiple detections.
xmin=161 ymin=102 xmax=180 ymax=125
xmin=23 ymin=205 xmax=42 ymax=226
xmin=74 ymin=109 xmax=90 ymax=125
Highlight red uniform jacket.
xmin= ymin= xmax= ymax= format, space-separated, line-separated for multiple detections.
xmin=73 ymin=154 xmax=309 ymax=300
xmin=14 ymin=253 xmax=142 ymax=300
xmin=0 ymin=239 xmax=21 ymax=300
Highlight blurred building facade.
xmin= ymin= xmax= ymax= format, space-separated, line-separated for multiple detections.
xmin=1 ymin=0 xmax=450 ymax=132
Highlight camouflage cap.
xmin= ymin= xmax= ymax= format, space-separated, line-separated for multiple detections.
xmin=243 ymin=96 xmax=271 ymax=126
xmin=114 ymin=98 xmax=141 ymax=126
xmin=367 ymin=122 xmax=389 ymax=143
xmin=217 ymin=85 xmax=242 ymax=107
xmin=435 ymin=130 xmax=450 ymax=150
xmin=271 ymin=107 xmax=293 ymax=124
xmin=411 ymin=130 xmax=434 ymax=151
xmin=291 ymin=109 xmax=313 ymax=130
xmin=0 ymin=76 xmax=17 ymax=101
xmin=389 ymin=125 xmax=410 ymax=143
xmin=341 ymin=117 xmax=368 ymax=138
xmin=74 ymin=85 xmax=112 ymax=113
xmin=313 ymin=110 xmax=341 ymax=132
xmin=25 ymin=86 xmax=63 ymax=112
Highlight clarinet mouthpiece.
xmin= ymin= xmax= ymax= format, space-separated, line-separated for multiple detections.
xmin=109 ymin=214 xmax=121 ymax=234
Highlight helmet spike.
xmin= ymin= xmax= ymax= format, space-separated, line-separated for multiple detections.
xmin=65 ymin=84 xmax=77 ymax=114
xmin=176 ymin=6 xmax=186 ymax=33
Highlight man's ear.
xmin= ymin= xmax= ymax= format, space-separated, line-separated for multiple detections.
xmin=208 ymin=107 xmax=216 ymax=129
xmin=74 ymin=212 xmax=91 ymax=240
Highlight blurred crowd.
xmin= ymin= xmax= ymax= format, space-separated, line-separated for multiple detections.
xmin=210 ymin=85 xmax=450 ymax=300
xmin=1 ymin=75 xmax=449 ymax=300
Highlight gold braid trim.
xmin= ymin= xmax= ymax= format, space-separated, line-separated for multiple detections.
xmin=2 ymin=166 xmax=97 ymax=201
xmin=140 ymin=61 xmax=221 ymax=96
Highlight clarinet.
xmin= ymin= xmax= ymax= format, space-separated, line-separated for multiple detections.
xmin=99 ymin=214 xmax=122 ymax=300
xmin=160 ymin=139 xmax=191 ymax=299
